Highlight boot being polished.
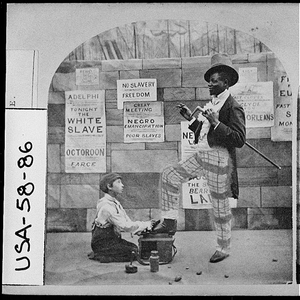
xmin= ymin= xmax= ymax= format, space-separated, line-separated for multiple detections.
xmin=152 ymin=218 xmax=177 ymax=236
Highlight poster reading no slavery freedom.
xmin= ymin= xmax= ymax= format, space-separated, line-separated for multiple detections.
xmin=65 ymin=90 xmax=106 ymax=173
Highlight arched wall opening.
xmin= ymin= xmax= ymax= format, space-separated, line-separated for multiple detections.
xmin=47 ymin=19 xmax=292 ymax=233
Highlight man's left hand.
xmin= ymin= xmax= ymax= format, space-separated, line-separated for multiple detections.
xmin=203 ymin=108 xmax=219 ymax=128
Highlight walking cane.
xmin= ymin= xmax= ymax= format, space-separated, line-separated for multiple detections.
xmin=245 ymin=142 xmax=281 ymax=170
xmin=189 ymin=105 xmax=282 ymax=170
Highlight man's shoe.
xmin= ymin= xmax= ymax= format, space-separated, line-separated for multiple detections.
xmin=152 ymin=218 xmax=177 ymax=235
xmin=209 ymin=250 xmax=229 ymax=263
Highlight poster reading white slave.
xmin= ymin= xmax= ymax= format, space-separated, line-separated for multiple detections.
xmin=117 ymin=78 xmax=157 ymax=109
xmin=271 ymin=75 xmax=292 ymax=141
xmin=230 ymin=81 xmax=274 ymax=128
xmin=181 ymin=121 xmax=212 ymax=209
xmin=65 ymin=90 xmax=106 ymax=173
xmin=124 ymin=101 xmax=164 ymax=143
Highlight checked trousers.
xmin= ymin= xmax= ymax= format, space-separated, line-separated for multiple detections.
xmin=161 ymin=148 xmax=233 ymax=253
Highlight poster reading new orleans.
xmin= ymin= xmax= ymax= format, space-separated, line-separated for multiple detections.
xmin=65 ymin=90 xmax=106 ymax=173
xmin=230 ymin=81 xmax=274 ymax=128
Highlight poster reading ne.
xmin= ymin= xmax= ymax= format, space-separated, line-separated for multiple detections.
xmin=230 ymin=81 xmax=274 ymax=128
xmin=65 ymin=90 xmax=106 ymax=173
xmin=181 ymin=121 xmax=212 ymax=209
xmin=124 ymin=101 xmax=164 ymax=143
xmin=117 ymin=78 xmax=157 ymax=109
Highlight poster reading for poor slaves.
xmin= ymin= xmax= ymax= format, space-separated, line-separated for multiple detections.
xmin=181 ymin=121 xmax=212 ymax=209
xmin=230 ymin=81 xmax=274 ymax=128
xmin=124 ymin=101 xmax=164 ymax=143
xmin=65 ymin=90 xmax=106 ymax=173
xmin=117 ymin=78 xmax=157 ymax=109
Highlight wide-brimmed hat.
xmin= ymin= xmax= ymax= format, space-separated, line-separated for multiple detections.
xmin=204 ymin=53 xmax=239 ymax=87
xmin=100 ymin=173 xmax=122 ymax=192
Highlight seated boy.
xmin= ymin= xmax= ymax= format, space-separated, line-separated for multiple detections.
xmin=88 ymin=172 xmax=155 ymax=263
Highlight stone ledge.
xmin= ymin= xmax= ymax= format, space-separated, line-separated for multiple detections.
xmin=111 ymin=149 xmax=178 ymax=173
xmin=46 ymin=208 xmax=87 ymax=232
xmin=102 ymin=59 xmax=142 ymax=71
xmin=143 ymin=58 xmax=181 ymax=69
xmin=247 ymin=207 xmax=292 ymax=230
xmin=261 ymin=186 xmax=292 ymax=207
xmin=140 ymin=69 xmax=181 ymax=88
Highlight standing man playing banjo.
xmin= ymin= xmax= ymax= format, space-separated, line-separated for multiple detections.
xmin=153 ymin=53 xmax=246 ymax=263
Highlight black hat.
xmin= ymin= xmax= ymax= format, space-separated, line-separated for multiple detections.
xmin=204 ymin=53 xmax=239 ymax=87
xmin=100 ymin=173 xmax=122 ymax=193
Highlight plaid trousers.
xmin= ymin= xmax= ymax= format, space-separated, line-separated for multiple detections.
xmin=161 ymin=148 xmax=233 ymax=253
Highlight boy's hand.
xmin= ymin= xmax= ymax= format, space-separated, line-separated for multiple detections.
xmin=151 ymin=219 xmax=161 ymax=230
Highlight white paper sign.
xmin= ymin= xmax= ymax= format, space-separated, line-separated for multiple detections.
xmin=181 ymin=121 xmax=197 ymax=161
xmin=65 ymin=90 xmax=106 ymax=173
xmin=182 ymin=177 xmax=213 ymax=209
xmin=124 ymin=101 xmax=164 ymax=143
xmin=181 ymin=121 xmax=212 ymax=209
xmin=117 ymin=78 xmax=157 ymax=109
xmin=6 ymin=50 xmax=38 ymax=108
xmin=3 ymin=110 xmax=47 ymax=285
xmin=76 ymin=68 xmax=99 ymax=86
xmin=238 ymin=67 xmax=258 ymax=83
xmin=271 ymin=74 xmax=292 ymax=141
xmin=230 ymin=81 xmax=274 ymax=128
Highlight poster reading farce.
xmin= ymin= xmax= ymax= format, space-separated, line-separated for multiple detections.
xmin=124 ymin=101 xmax=164 ymax=143
xmin=65 ymin=90 xmax=106 ymax=173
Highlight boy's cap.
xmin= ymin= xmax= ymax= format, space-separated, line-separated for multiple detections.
xmin=100 ymin=173 xmax=122 ymax=192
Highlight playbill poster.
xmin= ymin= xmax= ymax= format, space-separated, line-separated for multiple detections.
xmin=230 ymin=81 xmax=274 ymax=128
xmin=180 ymin=121 xmax=212 ymax=209
xmin=117 ymin=78 xmax=157 ymax=109
xmin=65 ymin=90 xmax=106 ymax=173
xmin=271 ymin=74 xmax=293 ymax=141
xmin=123 ymin=101 xmax=164 ymax=143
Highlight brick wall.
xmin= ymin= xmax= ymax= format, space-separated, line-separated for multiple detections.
xmin=47 ymin=52 xmax=292 ymax=232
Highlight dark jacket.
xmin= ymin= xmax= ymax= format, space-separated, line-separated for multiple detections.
xmin=188 ymin=94 xmax=246 ymax=199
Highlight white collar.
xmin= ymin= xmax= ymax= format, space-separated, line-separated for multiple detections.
xmin=212 ymin=89 xmax=229 ymax=103
xmin=103 ymin=193 xmax=116 ymax=202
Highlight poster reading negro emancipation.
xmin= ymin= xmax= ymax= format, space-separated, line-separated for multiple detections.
xmin=65 ymin=90 xmax=106 ymax=173
xmin=124 ymin=101 xmax=164 ymax=143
